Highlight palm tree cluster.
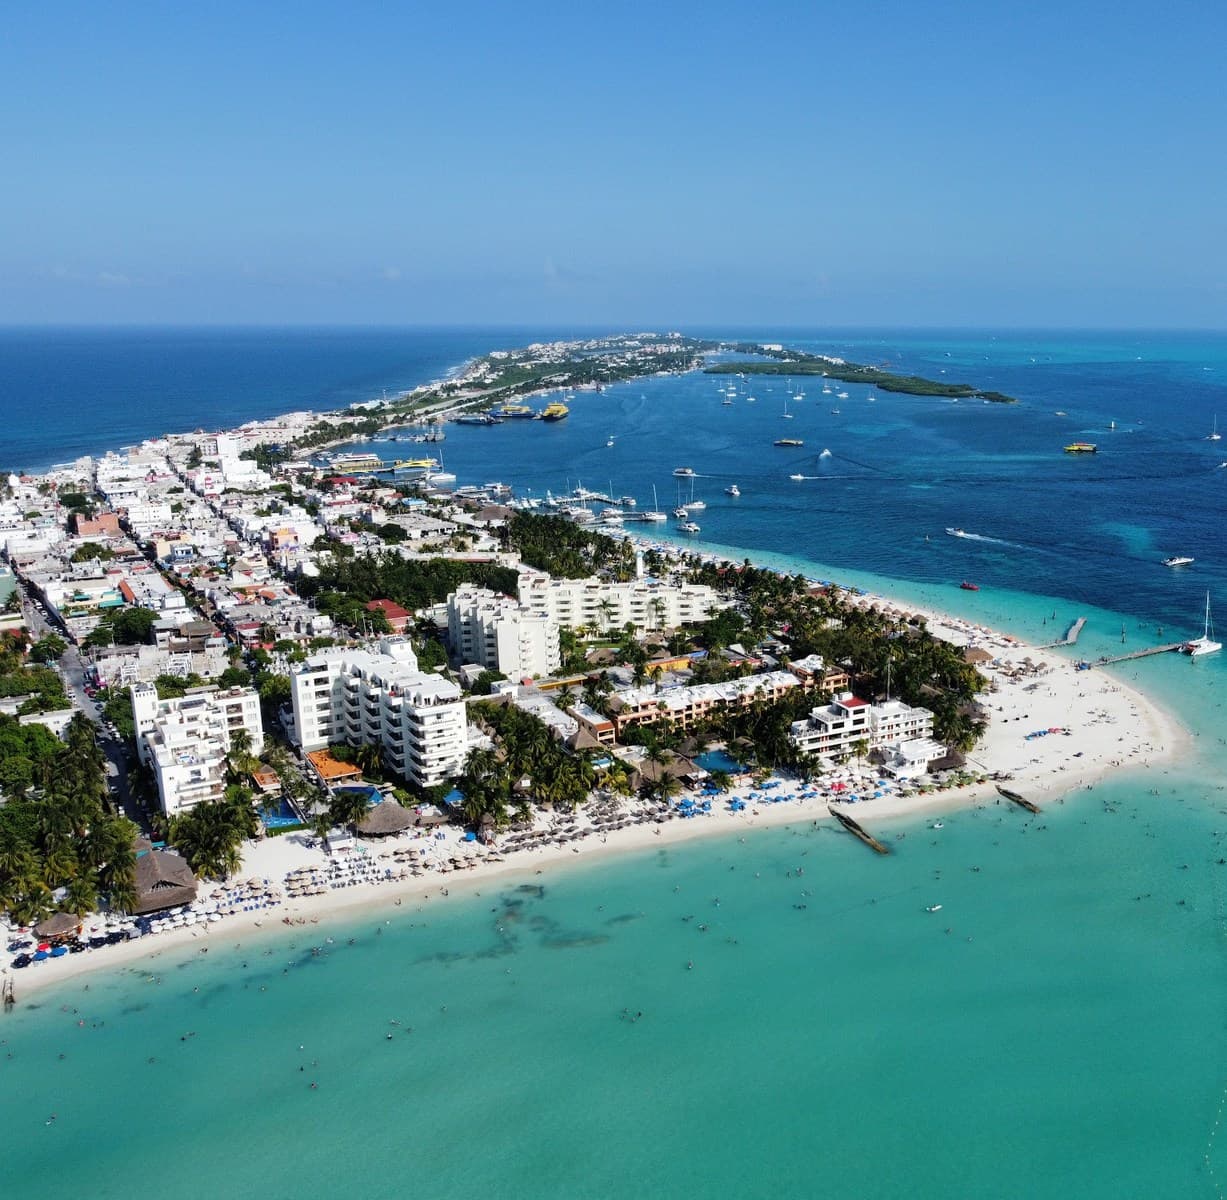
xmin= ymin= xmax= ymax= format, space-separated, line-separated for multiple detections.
xmin=168 ymin=789 xmax=259 ymax=881
xmin=458 ymin=702 xmax=597 ymax=828
xmin=500 ymin=512 xmax=636 ymax=580
xmin=0 ymin=713 xmax=137 ymax=924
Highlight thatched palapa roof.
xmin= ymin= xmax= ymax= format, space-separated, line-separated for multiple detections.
xmin=356 ymin=798 xmax=415 ymax=836
xmin=34 ymin=912 xmax=80 ymax=939
xmin=132 ymin=849 xmax=199 ymax=915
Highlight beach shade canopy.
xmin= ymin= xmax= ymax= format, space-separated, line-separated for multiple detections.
xmin=34 ymin=912 xmax=79 ymax=940
xmin=356 ymin=798 xmax=416 ymax=836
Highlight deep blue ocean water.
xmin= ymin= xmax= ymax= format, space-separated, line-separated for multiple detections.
xmin=2 ymin=327 xmax=1227 ymax=1199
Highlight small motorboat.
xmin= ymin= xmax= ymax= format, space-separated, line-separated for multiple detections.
xmin=925 ymin=904 xmax=943 ymax=913
xmin=960 ymin=581 xmax=980 ymax=591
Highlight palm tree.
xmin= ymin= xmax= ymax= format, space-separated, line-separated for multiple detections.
xmin=225 ymin=728 xmax=260 ymax=785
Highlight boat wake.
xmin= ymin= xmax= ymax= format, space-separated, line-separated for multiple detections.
xmin=945 ymin=528 xmax=1032 ymax=550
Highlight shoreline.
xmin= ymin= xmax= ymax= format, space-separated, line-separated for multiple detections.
xmin=5 ymin=564 xmax=1188 ymax=1002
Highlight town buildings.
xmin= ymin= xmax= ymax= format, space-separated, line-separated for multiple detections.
xmin=517 ymin=569 xmax=723 ymax=634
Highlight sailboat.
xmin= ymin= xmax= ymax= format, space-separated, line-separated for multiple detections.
xmin=642 ymin=484 xmax=667 ymax=522
xmin=1183 ymin=591 xmax=1222 ymax=657
xmin=1208 ymin=415 xmax=1222 ymax=442
xmin=782 ymin=397 xmax=793 ymax=419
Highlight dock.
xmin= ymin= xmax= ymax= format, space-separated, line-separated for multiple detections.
xmin=1040 ymin=616 xmax=1085 ymax=649
xmin=828 ymin=806 xmax=890 ymax=854
xmin=1090 ymin=641 xmax=1184 ymax=666
xmin=996 ymin=784 xmax=1040 ymax=814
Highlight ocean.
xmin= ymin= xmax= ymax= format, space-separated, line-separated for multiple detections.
xmin=2 ymin=327 xmax=1226 ymax=1198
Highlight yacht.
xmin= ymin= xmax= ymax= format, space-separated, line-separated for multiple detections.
xmin=1163 ymin=556 xmax=1194 ymax=567
xmin=836 ymin=391 xmax=849 ymax=399
xmin=1183 ymin=592 xmax=1221 ymax=657
xmin=774 ymin=438 xmax=804 ymax=447
xmin=679 ymin=521 xmax=701 ymax=534
xmin=642 ymin=486 xmax=668 ymax=522
xmin=619 ymin=495 xmax=637 ymax=508
xmin=725 ymin=484 xmax=740 ymax=496
xmin=1209 ymin=415 xmax=1222 ymax=442
xmin=673 ymin=466 xmax=696 ymax=477
xmin=684 ymin=499 xmax=706 ymax=511
xmin=673 ymin=506 xmax=689 ymax=519
xmin=746 ymin=395 xmax=756 ymax=403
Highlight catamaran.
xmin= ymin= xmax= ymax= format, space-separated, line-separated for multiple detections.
xmin=1209 ymin=415 xmax=1222 ymax=442
xmin=1183 ymin=592 xmax=1221 ymax=657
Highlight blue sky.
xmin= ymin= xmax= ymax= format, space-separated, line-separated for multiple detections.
xmin=4 ymin=0 xmax=1225 ymax=327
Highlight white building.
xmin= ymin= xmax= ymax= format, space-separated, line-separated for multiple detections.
xmin=289 ymin=637 xmax=467 ymax=789
xmin=131 ymin=683 xmax=265 ymax=816
xmin=447 ymin=585 xmax=559 ymax=680
xmin=789 ymin=693 xmax=935 ymax=763
xmin=517 ymin=569 xmax=723 ymax=634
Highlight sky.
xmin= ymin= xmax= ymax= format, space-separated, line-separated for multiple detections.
xmin=3 ymin=0 xmax=1226 ymax=328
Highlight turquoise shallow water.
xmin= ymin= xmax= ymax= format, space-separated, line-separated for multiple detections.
xmin=3 ymin=329 xmax=1227 ymax=1197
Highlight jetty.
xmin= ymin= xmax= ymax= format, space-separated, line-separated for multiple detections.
xmin=1090 ymin=642 xmax=1184 ymax=666
xmin=1042 ymin=616 xmax=1085 ymax=648
xmin=996 ymin=784 xmax=1040 ymax=814
xmin=828 ymin=806 xmax=890 ymax=854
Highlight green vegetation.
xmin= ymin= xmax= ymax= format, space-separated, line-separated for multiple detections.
xmin=459 ymin=701 xmax=597 ymax=827
xmin=0 ymin=631 xmax=70 ymax=713
xmin=70 ymin=542 xmax=116 ymax=563
xmin=0 ymin=713 xmax=138 ymax=923
xmin=83 ymin=606 xmax=159 ymax=649
xmin=168 ymin=791 xmax=258 ymax=880
xmin=706 ymin=345 xmax=1017 ymax=403
xmin=500 ymin=511 xmax=636 ymax=579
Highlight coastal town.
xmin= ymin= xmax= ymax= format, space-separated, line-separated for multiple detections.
xmin=0 ymin=338 xmax=1179 ymax=993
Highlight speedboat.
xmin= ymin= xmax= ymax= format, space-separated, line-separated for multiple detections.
xmin=773 ymin=438 xmax=804 ymax=447
xmin=1163 ymin=556 xmax=1194 ymax=567
xmin=960 ymin=581 xmax=980 ymax=591
xmin=789 ymin=473 xmax=805 ymax=481
xmin=925 ymin=904 xmax=943 ymax=913
xmin=725 ymin=484 xmax=740 ymax=496
xmin=946 ymin=527 xmax=968 ymax=538
xmin=673 ymin=466 xmax=696 ymax=476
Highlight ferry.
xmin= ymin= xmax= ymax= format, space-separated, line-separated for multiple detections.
xmin=455 ymin=412 xmax=503 ymax=426
xmin=1064 ymin=441 xmax=1097 ymax=453
xmin=773 ymin=438 xmax=804 ymax=447
xmin=959 ymin=581 xmax=980 ymax=591
xmin=1163 ymin=556 xmax=1194 ymax=567
xmin=540 ymin=402 xmax=569 ymax=422
xmin=326 ymin=451 xmax=384 ymax=472
xmin=495 ymin=403 xmax=535 ymax=419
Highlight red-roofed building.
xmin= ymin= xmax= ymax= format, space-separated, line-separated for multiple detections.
xmin=74 ymin=512 xmax=122 ymax=537
xmin=365 ymin=599 xmax=410 ymax=634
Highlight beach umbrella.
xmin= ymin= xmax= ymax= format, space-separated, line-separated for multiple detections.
xmin=33 ymin=950 xmax=49 ymax=961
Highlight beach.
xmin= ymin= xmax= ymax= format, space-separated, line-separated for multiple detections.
xmin=5 ymin=573 xmax=1186 ymax=1001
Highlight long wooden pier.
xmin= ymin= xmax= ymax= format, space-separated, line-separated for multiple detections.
xmin=1091 ymin=641 xmax=1184 ymax=666
xmin=828 ymin=807 xmax=890 ymax=854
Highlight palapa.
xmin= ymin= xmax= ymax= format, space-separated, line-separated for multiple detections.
xmin=356 ymin=798 xmax=416 ymax=836
xmin=34 ymin=912 xmax=79 ymax=940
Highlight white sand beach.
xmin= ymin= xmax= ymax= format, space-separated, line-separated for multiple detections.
xmin=4 ymin=582 xmax=1187 ymax=1001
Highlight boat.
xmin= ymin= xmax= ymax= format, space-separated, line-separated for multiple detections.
xmin=673 ymin=466 xmax=696 ymax=476
xmin=679 ymin=521 xmax=701 ymax=533
xmin=836 ymin=391 xmax=849 ymax=399
xmin=642 ymin=485 xmax=668 ymax=522
xmin=1064 ymin=442 xmax=1097 ymax=453
xmin=1209 ymin=415 xmax=1222 ymax=442
xmin=1182 ymin=591 xmax=1222 ymax=657
xmin=722 ymin=398 xmax=733 ymax=405
xmin=960 ymin=581 xmax=980 ymax=591
xmin=673 ymin=506 xmax=688 ymax=519
xmin=782 ymin=398 xmax=792 ymax=419
xmin=455 ymin=412 xmax=502 ymax=425
xmin=925 ymin=904 xmax=943 ymax=913
xmin=684 ymin=499 xmax=706 ymax=511
xmin=326 ymin=451 xmax=384 ymax=472
xmin=946 ymin=527 xmax=968 ymax=538
xmin=819 ymin=448 xmax=832 ymax=458
xmin=619 ymin=495 xmax=637 ymax=508
xmin=774 ymin=438 xmax=804 ymax=447
xmin=540 ymin=402 xmax=569 ymax=422
xmin=725 ymin=484 xmax=740 ymax=496
xmin=606 ymin=436 xmax=615 ymax=447
xmin=789 ymin=473 xmax=805 ymax=481
xmin=495 ymin=403 xmax=535 ymax=419
xmin=931 ymin=821 xmax=944 ymax=829
xmin=1163 ymin=556 xmax=1194 ymax=567
xmin=830 ymin=408 xmax=840 ymax=415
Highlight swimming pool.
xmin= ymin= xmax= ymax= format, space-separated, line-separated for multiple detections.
xmin=695 ymin=749 xmax=747 ymax=775
xmin=261 ymin=798 xmax=306 ymax=829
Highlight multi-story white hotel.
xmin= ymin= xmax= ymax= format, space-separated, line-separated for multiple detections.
xmin=517 ymin=569 xmax=723 ymax=634
xmin=447 ymin=585 xmax=560 ymax=680
xmin=789 ymin=693 xmax=935 ymax=762
xmin=609 ymin=670 xmax=802 ymax=736
xmin=131 ymin=683 xmax=265 ymax=816
xmin=289 ymin=637 xmax=467 ymax=789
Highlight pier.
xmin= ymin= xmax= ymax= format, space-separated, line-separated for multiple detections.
xmin=1089 ymin=642 xmax=1185 ymax=666
xmin=828 ymin=807 xmax=890 ymax=854
xmin=1040 ymin=616 xmax=1085 ymax=649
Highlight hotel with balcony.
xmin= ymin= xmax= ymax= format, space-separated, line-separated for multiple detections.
xmin=289 ymin=637 xmax=467 ymax=789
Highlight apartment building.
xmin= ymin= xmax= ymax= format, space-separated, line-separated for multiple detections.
xmin=789 ymin=693 xmax=935 ymax=762
xmin=131 ymin=683 xmax=265 ymax=816
xmin=517 ymin=569 xmax=723 ymax=634
xmin=608 ymin=670 xmax=801 ymax=736
xmin=289 ymin=637 xmax=467 ymax=789
xmin=447 ymin=585 xmax=560 ymax=680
